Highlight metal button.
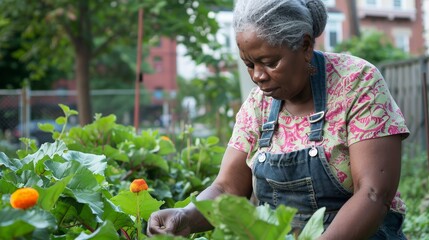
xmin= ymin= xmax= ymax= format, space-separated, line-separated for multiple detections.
xmin=258 ymin=152 xmax=266 ymax=162
xmin=309 ymin=147 xmax=318 ymax=157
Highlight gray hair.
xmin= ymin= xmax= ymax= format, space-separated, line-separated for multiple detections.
xmin=233 ymin=0 xmax=328 ymax=50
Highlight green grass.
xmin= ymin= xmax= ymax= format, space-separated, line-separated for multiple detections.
xmin=399 ymin=150 xmax=429 ymax=239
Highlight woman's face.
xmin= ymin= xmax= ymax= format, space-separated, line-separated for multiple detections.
xmin=236 ymin=30 xmax=312 ymax=101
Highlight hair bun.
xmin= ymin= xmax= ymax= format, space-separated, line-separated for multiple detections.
xmin=306 ymin=0 xmax=328 ymax=38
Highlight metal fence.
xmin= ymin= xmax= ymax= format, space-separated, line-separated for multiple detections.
xmin=2 ymin=55 xmax=429 ymax=156
xmin=0 ymin=88 xmax=179 ymax=146
xmin=379 ymin=55 xmax=429 ymax=157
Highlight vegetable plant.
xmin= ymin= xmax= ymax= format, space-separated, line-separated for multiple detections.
xmin=0 ymin=105 xmax=326 ymax=239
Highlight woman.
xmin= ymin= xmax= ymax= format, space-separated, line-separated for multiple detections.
xmin=147 ymin=0 xmax=409 ymax=239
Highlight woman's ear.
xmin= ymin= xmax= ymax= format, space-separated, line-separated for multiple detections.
xmin=302 ymin=34 xmax=314 ymax=57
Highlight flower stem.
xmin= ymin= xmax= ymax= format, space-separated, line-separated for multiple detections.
xmin=136 ymin=192 xmax=142 ymax=240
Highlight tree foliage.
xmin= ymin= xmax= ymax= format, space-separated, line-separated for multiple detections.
xmin=334 ymin=31 xmax=409 ymax=65
xmin=0 ymin=0 xmax=233 ymax=124
xmin=176 ymin=49 xmax=241 ymax=144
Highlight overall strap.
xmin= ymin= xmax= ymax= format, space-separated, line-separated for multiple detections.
xmin=257 ymin=50 xmax=327 ymax=148
xmin=308 ymin=50 xmax=327 ymax=142
xmin=258 ymin=99 xmax=283 ymax=148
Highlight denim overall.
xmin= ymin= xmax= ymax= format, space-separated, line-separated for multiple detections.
xmin=252 ymin=51 xmax=407 ymax=239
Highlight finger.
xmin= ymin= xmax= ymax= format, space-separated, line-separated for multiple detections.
xmin=147 ymin=216 xmax=171 ymax=236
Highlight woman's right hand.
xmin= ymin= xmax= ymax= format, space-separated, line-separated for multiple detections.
xmin=147 ymin=208 xmax=192 ymax=237
xmin=147 ymin=147 xmax=251 ymax=237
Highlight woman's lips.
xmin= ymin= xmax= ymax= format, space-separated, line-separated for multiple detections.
xmin=261 ymin=88 xmax=276 ymax=96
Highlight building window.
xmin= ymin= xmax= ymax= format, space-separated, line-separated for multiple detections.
xmin=394 ymin=34 xmax=409 ymax=53
xmin=324 ymin=16 xmax=343 ymax=51
xmin=321 ymin=0 xmax=335 ymax=7
xmin=393 ymin=0 xmax=402 ymax=9
xmin=329 ymin=31 xmax=338 ymax=48
xmin=153 ymin=56 xmax=163 ymax=72
xmin=153 ymin=87 xmax=164 ymax=100
xmin=366 ymin=0 xmax=377 ymax=6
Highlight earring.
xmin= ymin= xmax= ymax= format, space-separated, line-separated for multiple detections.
xmin=307 ymin=62 xmax=317 ymax=76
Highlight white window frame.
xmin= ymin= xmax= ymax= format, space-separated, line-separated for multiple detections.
xmin=324 ymin=13 xmax=344 ymax=52
xmin=321 ymin=0 xmax=335 ymax=7
xmin=393 ymin=0 xmax=403 ymax=9
xmin=365 ymin=0 xmax=378 ymax=7
xmin=394 ymin=34 xmax=410 ymax=53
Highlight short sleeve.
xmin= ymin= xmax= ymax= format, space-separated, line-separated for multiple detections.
xmin=346 ymin=64 xmax=409 ymax=146
xmin=228 ymin=87 xmax=262 ymax=154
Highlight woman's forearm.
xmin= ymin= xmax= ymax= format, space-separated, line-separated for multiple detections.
xmin=319 ymin=187 xmax=391 ymax=240
xmin=182 ymin=184 xmax=225 ymax=233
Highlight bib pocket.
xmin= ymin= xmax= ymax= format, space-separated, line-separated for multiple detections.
xmin=266 ymin=177 xmax=318 ymax=211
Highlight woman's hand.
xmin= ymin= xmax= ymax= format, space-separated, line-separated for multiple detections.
xmin=147 ymin=208 xmax=192 ymax=237
xmin=147 ymin=147 xmax=252 ymax=237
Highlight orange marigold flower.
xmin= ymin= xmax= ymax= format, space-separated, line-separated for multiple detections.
xmin=130 ymin=179 xmax=148 ymax=193
xmin=160 ymin=136 xmax=170 ymax=141
xmin=10 ymin=187 xmax=39 ymax=210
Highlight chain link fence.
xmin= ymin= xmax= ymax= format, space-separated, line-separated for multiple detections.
xmin=0 ymin=88 xmax=183 ymax=149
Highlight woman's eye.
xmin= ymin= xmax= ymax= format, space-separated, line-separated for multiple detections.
xmin=245 ymin=63 xmax=254 ymax=69
xmin=264 ymin=62 xmax=277 ymax=68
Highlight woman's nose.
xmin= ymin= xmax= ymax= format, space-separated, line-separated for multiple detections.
xmin=252 ymin=65 xmax=267 ymax=82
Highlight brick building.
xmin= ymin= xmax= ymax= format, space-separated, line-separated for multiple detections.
xmin=318 ymin=0 xmax=426 ymax=55
xmin=144 ymin=37 xmax=178 ymax=105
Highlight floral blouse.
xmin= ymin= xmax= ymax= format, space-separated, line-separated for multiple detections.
xmin=228 ymin=51 xmax=410 ymax=214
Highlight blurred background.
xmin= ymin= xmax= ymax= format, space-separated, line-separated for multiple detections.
xmin=1 ymin=0 xmax=429 ymax=156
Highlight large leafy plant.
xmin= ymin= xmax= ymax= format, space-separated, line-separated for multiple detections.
xmin=0 ymin=141 xmax=163 ymax=239
xmin=30 ymin=104 xmax=220 ymax=205
xmin=192 ymin=195 xmax=325 ymax=240
xmin=0 ymin=104 xmax=326 ymax=239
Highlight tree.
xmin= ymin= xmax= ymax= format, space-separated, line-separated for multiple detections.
xmin=347 ymin=0 xmax=360 ymax=37
xmin=334 ymin=31 xmax=409 ymax=65
xmin=176 ymin=43 xmax=241 ymax=144
xmin=0 ymin=0 xmax=233 ymax=125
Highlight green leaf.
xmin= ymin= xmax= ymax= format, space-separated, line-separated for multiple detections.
xmin=66 ymin=167 xmax=104 ymax=216
xmin=298 ymin=207 xmax=325 ymax=240
xmin=59 ymin=104 xmax=71 ymax=114
xmin=135 ymin=131 xmax=157 ymax=149
xmin=144 ymin=153 xmax=169 ymax=172
xmin=255 ymin=204 xmax=279 ymax=225
xmin=192 ymin=195 xmax=297 ymax=240
xmin=275 ymin=205 xmax=297 ymax=239
xmin=75 ymin=220 xmax=119 ymax=240
xmin=56 ymin=116 xmax=66 ymax=125
xmin=158 ymin=137 xmax=176 ymax=155
xmin=38 ymin=123 xmax=55 ymax=133
xmin=0 ymin=220 xmax=35 ymax=239
xmin=102 ymin=199 xmax=134 ymax=230
xmin=51 ymin=199 xmax=78 ymax=228
xmin=0 ymin=152 xmax=22 ymax=171
xmin=206 ymin=136 xmax=219 ymax=146
xmin=0 ymin=179 xmax=17 ymax=194
xmin=62 ymin=150 xmax=107 ymax=176
xmin=110 ymin=190 xmax=164 ymax=221
xmin=0 ymin=208 xmax=57 ymax=238
xmin=173 ymin=195 xmax=193 ymax=208
xmin=19 ymin=170 xmax=43 ymax=187
xmin=45 ymin=159 xmax=79 ymax=180
xmin=209 ymin=146 xmax=225 ymax=153
xmin=103 ymin=145 xmax=129 ymax=162
xmin=36 ymin=175 xmax=73 ymax=211
xmin=151 ymin=180 xmax=173 ymax=200
xmin=190 ymin=195 xmax=220 ymax=227
xmin=21 ymin=141 xmax=68 ymax=166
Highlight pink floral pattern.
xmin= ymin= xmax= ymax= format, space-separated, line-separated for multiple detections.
xmin=228 ymin=52 xmax=409 ymax=213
